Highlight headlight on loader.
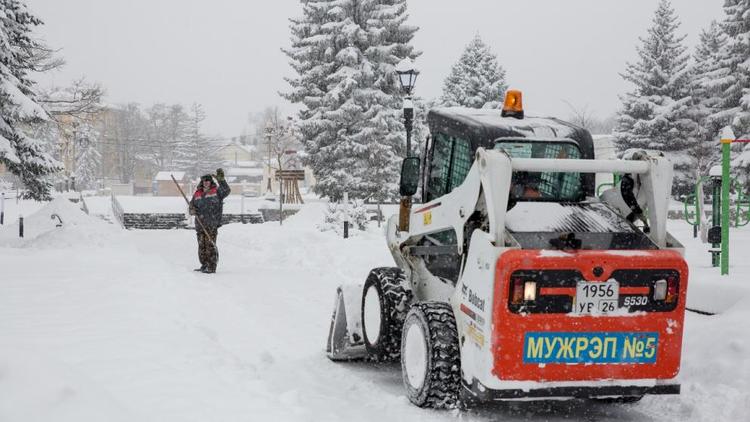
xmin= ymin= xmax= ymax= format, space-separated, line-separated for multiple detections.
xmin=524 ymin=281 xmax=537 ymax=302
xmin=654 ymin=279 xmax=667 ymax=301
xmin=511 ymin=278 xmax=537 ymax=305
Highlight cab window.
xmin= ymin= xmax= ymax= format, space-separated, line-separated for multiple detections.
xmin=494 ymin=141 xmax=583 ymax=201
xmin=427 ymin=133 xmax=472 ymax=201
xmin=449 ymin=137 xmax=472 ymax=192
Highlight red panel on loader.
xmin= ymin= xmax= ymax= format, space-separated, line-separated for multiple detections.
xmin=491 ymin=249 xmax=688 ymax=382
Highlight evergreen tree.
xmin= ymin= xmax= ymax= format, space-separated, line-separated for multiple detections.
xmin=283 ymin=1 xmax=337 ymax=195
xmin=715 ymin=0 xmax=750 ymax=174
xmin=0 ymin=0 xmax=60 ymax=199
xmin=614 ymin=0 xmax=694 ymax=196
xmin=73 ymin=121 xmax=101 ymax=190
xmin=439 ymin=35 xmax=508 ymax=109
xmin=717 ymin=0 xmax=750 ymax=132
xmin=688 ymin=21 xmax=729 ymax=178
xmin=283 ymin=0 xmax=419 ymax=201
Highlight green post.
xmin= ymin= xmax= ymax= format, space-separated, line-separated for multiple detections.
xmin=720 ymin=127 xmax=734 ymax=276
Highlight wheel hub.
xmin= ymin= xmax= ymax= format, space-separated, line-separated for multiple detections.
xmin=364 ymin=285 xmax=382 ymax=344
xmin=403 ymin=320 xmax=427 ymax=389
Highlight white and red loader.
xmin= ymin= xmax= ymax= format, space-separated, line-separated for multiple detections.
xmin=327 ymin=91 xmax=688 ymax=408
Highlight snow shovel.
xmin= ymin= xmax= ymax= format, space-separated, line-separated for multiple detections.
xmin=326 ymin=284 xmax=368 ymax=361
xmin=171 ymin=174 xmax=217 ymax=252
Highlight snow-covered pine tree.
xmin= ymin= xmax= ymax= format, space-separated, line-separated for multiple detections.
xmin=179 ymin=103 xmax=221 ymax=179
xmin=688 ymin=21 xmax=729 ymax=178
xmin=282 ymin=1 xmax=338 ymax=196
xmin=439 ymin=35 xmax=507 ymax=109
xmin=0 ymin=0 xmax=60 ymax=199
xmin=614 ymin=0 xmax=695 ymax=197
xmin=283 ymin=0 xmax=419 ymax=201
xmin=715 ymin=0 xmax=750 ymax=174
xmin=73 ymin=121 xmax=101 ymax=190
xmin=353 ymin=0 xmax=419 ymax=202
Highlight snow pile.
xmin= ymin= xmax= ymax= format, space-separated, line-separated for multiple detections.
xmin=318 ymin=201 xmax=369 ymax=235
xmin=640 ymin=297 xmax=750 ymax=421
xmin=82 ymin=196 xmax=114 ymax=220
xmin=669 ymin=220 xmax=750 ymax=314
xmin=0 ymin=350 xmax=134 ymax=422
xmin=0 ymin=197 xmax=119 ymax=248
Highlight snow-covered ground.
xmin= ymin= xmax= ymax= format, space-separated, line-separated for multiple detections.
xmin=0 ymin=198 xmax=749 ymax=421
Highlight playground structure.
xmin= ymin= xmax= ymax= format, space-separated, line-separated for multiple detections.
xmin=685 ymin=168 xmax=750 ymax=269
xmin=274 ymin=170 xmax=305 ymax=205
xmin=684 ymin=127 xmax=750 ymax=275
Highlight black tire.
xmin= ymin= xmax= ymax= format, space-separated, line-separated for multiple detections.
xmin=400 ymin=302 xmax=461 ymax=409
xmin=361 ymin=267 xmax=411 ymax=361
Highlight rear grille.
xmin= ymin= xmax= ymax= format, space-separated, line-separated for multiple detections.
xmin=507 ymin=269 xmax=680 ymax=314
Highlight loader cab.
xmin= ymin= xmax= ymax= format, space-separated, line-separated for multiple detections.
xmin=495 ymin=140 xmax=585 ymax=203
xmin=421 ymin=108 xmax=596 ymax=204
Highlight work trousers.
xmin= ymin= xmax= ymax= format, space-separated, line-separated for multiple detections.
xmin=197 ymin=227 xmax=219 ymax=271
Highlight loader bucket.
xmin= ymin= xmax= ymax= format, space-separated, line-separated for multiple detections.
xmin=326 ymin=284 xmax=368 ymax=361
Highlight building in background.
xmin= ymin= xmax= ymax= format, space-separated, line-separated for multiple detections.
xmin=215 ymin=141 xmax=258 ymax=166
xmin=153 ymin=171 xmax=190 ymax=197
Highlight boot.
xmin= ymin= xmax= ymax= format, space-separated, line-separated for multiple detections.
xmin=194 ymin=265 xmax=206 ymax=272
xmin=202 ymin=267 xmax=216 ymax=274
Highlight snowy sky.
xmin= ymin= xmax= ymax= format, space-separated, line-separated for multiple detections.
xmin=28 ymin=0 xmax=724 ymax=137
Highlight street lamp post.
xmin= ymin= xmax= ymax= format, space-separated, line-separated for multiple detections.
xmin=264 ymin=122 xmax=273 ymax=194
xmin=396 ymin=58 xmax=419 ymax=233
xmin=71 ymin=121 xmax=79 ymax=192
xmin=396 ymin=58 xmax=419 ymax=157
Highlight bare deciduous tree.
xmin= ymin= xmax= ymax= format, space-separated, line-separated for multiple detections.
xmin=40 ymin=78 xmax=105 ymax=121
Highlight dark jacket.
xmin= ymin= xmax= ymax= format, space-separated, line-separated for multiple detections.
xmin=189 ymin=179 xmax=230 ymax=230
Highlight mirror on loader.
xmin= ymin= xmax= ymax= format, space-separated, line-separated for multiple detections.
xmin=399 ymin=157 xmax=420 ymax=197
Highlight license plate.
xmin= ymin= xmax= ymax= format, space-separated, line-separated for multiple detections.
xmin=575 ymin=281 xmax=619 ymax=314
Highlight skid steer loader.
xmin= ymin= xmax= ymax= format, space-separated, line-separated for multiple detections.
xmin=326 ymin=90 xmax=688 ymax=408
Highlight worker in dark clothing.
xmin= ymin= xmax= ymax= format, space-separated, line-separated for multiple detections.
xmin=189 ymin=169 xmax=230 ymax=273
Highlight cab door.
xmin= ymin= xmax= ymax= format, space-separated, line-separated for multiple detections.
xmin=425 ymin=133 xmax=472 ymax=202
xmin=417 ymin=132 xmax=474 ymax=285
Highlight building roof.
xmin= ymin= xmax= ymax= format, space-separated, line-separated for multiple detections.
xmin=216 ymin=142 xmax=257 ymax=155
xmin=227 ymin=167 xmax=264 ymax=177
xmin=223 ymin=160 xmax=262 ymax=168
xmin=154 ymin=171 xmax=186 ymax=181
